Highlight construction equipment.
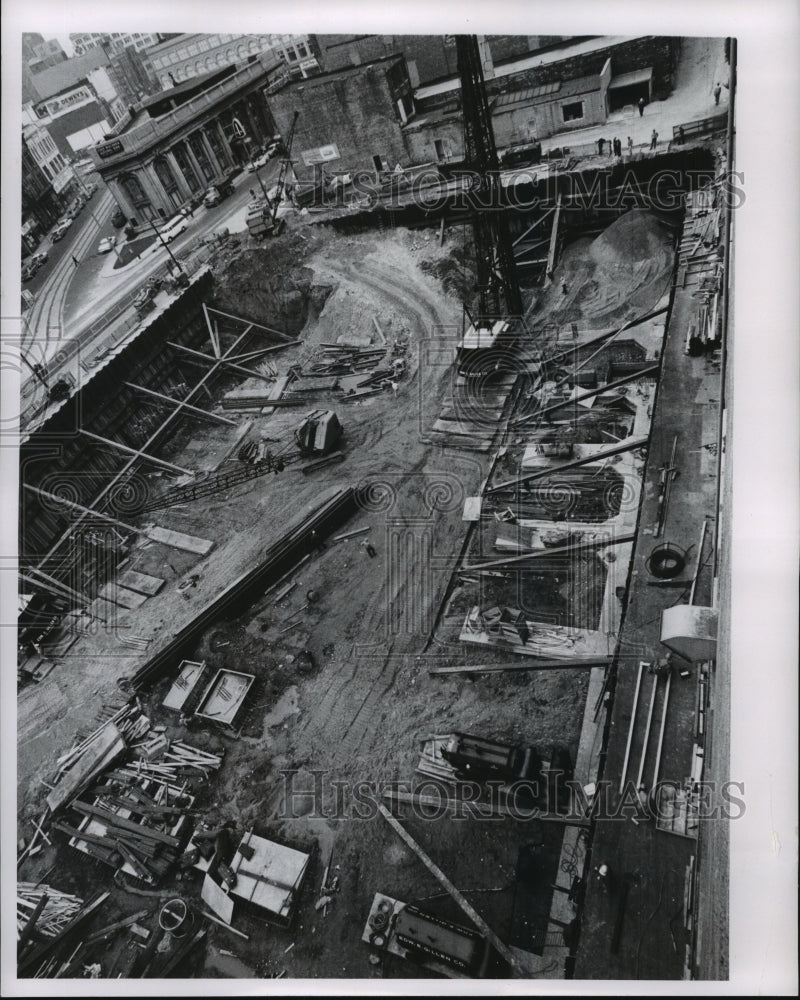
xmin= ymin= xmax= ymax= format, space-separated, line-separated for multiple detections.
xmin=294 ymin=409 xmax=343 ymax=456
xmin=246 ymin=110 xmax=300 ymax=239
xmin=454 ymin=36 xmax=523 ymax=379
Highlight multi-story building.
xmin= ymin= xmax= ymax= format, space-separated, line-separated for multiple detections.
xmin=87 ymin=53 xmax=282 ymax=221
xmin=21 ymin=128 xmax=68 ymax=248
xmin=27 ymin=48 xmax=130 ymax=157
xmin=145 ymin=33 xmax=319 ymax=91
xmin=70 ymin=32 xmax=160 ymax=56
xmin=28 ymin=38 xmax=68 ymax=73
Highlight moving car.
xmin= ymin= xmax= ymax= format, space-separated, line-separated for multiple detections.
xmin=97 ymin=236 xmax=117 ymax=255
xmin=499 ymin=139 xmax=543 ymax=169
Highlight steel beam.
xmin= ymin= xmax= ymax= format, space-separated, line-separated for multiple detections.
xmin=36 ymin=322 xmax=257 ymax=571
xmin=80 ymin=429 xmax=193 ymax=475
xmin=167 ymin=341 xmax=275 ymax=383
xmin=123 ymin=382 xmax=236 ymax=426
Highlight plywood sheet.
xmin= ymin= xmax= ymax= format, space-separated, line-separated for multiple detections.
xmin=117 ymin=569 xmax=165 ymax=596
xmin=146 ymin=526 xmax=215 ymax=555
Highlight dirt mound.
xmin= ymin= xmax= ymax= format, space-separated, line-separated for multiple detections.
xmin=590 ymin=208 xmax=670 ymax=263
xmin=209 ymin=232 xmax=332 ymax=337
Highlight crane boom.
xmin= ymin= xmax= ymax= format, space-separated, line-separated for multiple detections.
xmin=455 ymin=36 xmax=522 ymax=318
xmin=271 ymin=110 xmax=300 ymax=229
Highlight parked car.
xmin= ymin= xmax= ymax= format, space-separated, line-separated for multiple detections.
xmin=97 ymin=236 xmax=117 ymax=255
xmin=51 ymin=220 xmax=73 ymax=242
xmin=266 ymin=140 xmax=282 ymax=159
xmin=21 ymin=261 xmax=39 ymax=282
xmin=84 ymin=182 xmax=97 ymax=198
xmin=32 ymin=250 xmax=48 ymax=267
xmin=111 ymin=208 xmax=127 ymax=229
xmin=248 ymin=151 xmax=270 ymax=172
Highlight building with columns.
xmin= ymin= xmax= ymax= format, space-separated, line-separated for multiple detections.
xmin=87 ymin=53 xmax=282 ymax=222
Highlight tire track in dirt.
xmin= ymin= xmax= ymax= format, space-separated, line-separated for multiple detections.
xmin=296 ymin=250 xmax=465 ymax=771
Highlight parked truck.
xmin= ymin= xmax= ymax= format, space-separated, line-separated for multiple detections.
xmin=441 ymin=732 xmax=543 ymax=785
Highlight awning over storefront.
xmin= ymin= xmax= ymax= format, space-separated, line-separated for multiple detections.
xmin=608 ymin=67 xmax=653 ymax=90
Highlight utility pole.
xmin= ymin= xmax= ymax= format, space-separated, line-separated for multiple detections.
xmin=148 ymin=218 xmax=184 ymax=275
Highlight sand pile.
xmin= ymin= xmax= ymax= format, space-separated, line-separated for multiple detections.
xmin=529 ymin=209 xmax=674 ymax=328
xmin=591 ymin=208 xmax=671 ymax=263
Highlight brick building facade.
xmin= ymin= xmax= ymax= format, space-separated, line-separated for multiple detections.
xmin=268 ymin=55 xmax=414 ymax=173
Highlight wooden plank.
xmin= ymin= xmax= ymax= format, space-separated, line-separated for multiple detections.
xmin=117 ymin=569 xmax=165 ymax=597
xmin=70 ymin=802 xmax=181 ymax=847
xmin=47 ymin=725 xmax=125 ymax=814
xmin=377 ymin=802 xmax=522 ymax=976
xmin=428 ymin=657 xmax=611 ymax=674
xmin=97 ymin=583 xmax=148 ymax=610
xmin=544 ymin=196 xmax=562 ymax=284
xmin=145 ymin=526 xmax=215 ymax=555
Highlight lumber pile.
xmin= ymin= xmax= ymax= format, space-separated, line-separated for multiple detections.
xmin=54 ymin=771 xmax=196 ymax=884
xmin=17 ymin=884 xmax=84 ymax=939
xmin=302 ymin=344 xmax=387 ymax=376
xmin=17 ymin=889 xmax=110 ymax=977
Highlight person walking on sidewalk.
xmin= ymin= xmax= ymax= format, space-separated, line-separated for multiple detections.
xmin=650 ymin=129 xmax=659 ymax=150
xmin=714 ymin=82 xmax=722 ymax=105
xmin=638 ymin=96 xmax=645 ymax=117
xmin=597 ymin=137 xmax=605 ymax=155
xmin=71 ymin=255 xmax=80 ymax=268
xmin=627 ymin=135 xmax=634 ymax=157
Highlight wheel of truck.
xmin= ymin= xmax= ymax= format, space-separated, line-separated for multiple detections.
xmin=369 ymin=932 xmax=387 ymax=949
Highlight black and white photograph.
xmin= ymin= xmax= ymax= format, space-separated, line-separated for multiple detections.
xmin=1 ymin=2 xmax=797 ymax=995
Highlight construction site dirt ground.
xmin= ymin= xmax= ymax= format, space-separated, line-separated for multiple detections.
xmin=16 ymin=201 xmax=705 ymax=980
xmin=17 ymin=221 xmax=597 ymax=979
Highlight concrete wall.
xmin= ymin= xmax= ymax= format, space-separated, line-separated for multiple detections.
xmin=269 ymin=61 xmax=411 ymax=173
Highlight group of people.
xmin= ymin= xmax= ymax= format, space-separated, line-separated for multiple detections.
xmin=597 ymin=135 xmax=635 ymax=158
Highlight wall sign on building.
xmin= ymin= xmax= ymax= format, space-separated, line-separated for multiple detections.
xmin=301 ymin=144 xmax=340 ymax=166
xmin=98 ymin=138 xmax=124 ymax=158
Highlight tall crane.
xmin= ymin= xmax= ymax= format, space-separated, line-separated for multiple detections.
xmin=246 ymin=110 xmax=300 ymax=239
xmin=269 ymin=110 xmax=300 ymax=235
xmin=454 ymin=36 xmax=522 ymax=376
xmin=456 ymin=35 xmax=522 ymax=318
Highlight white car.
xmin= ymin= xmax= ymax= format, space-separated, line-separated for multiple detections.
xmin=248 ymin=151 xmax=270 ymax=172
xmin=97 ymin=236 xmax=116 ymax=255
xmin=152 ymin=215 xmax=188 ymax=246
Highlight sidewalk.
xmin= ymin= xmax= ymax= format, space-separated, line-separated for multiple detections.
xmin=538 ymin=37 xmax=730 ymax=158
